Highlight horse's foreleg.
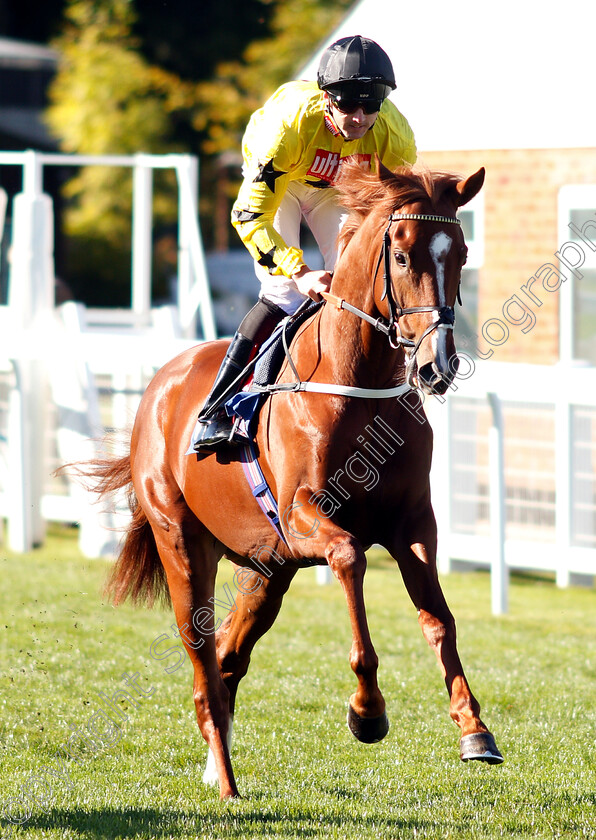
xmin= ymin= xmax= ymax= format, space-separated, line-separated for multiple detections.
xmin=202 ymin=563 xmax=297 ymax=786
xmin=389 ymin=505 xmax=503 ymax=764
xmin=325 ymin=533 xmax=389 ymax=744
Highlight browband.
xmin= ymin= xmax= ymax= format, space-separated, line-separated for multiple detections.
xmin=390 ymin=213 xmax=461 ymax=225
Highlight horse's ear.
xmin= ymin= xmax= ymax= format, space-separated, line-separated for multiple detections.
xmin=454 ymin=167 xmax=485 ymax=207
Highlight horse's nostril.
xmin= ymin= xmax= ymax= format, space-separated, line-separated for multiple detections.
xmin=419 ymin=362 xmax=434 ymax=381
xmin=419 ymin=362 xmax=451 ymax=396
xmin=432 ymin=379 xmax=449 ymax=396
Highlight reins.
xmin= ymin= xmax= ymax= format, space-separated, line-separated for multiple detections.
xmin=248 ymin=297 xmax=413 ymax=400
xmin=232 ymin=211 xmax=463 ymax=404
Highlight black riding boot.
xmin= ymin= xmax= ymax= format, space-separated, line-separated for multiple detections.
xmin=193 ymin=297 xmax=286 ymax=451
xmin=193 ymin=332 xmax=254 ymax=450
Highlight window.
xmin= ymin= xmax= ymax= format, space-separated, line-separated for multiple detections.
xmin=558 ymin=185 xmax=596 ymax=365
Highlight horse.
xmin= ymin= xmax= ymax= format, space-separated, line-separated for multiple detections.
xmin=88 ymin=161 xmax=503 ymax=799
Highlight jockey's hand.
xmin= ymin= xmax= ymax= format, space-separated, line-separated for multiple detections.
xmin=292 ymin=265 xmax=332 ymax=302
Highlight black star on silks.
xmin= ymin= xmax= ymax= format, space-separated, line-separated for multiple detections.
xmin=256 ymin=246 xmax=277 ymax=271
xmin=254 ymin=159 xmax=286 ymax=193
xmin=232 ymin=208 xmax=263 ymax=223
xmin=305 ymin=178 xmax=332 ymax=190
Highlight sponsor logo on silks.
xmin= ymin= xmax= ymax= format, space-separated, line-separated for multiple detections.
xmin=306 ymin=152 xmax=371 ymax=184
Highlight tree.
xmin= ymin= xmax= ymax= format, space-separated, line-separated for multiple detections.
xmin=45 ymin=0 xmax=189 ymax=304
xmin=43 ymin=0 xmax=354 ymax=302
xmin=193 ymin=0 xmax=353 ymax=157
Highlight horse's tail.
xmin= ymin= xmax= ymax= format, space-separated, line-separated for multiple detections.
xmin=69 ymin=448 xmax=170 ymax=607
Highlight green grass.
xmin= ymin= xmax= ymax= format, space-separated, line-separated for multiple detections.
xmin=1 ymin=525 xmax=596 ymax=839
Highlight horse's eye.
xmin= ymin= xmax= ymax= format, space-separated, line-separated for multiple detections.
xmin=461 ymin=246 xmax=468 ymax=266
xmin=394 ymin=251 xmax=407 ymax=267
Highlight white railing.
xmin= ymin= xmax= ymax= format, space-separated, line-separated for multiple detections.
xmin=0 ymin=149 xmax=216 ymax=340
xmin=428 ymin=359 xmax=596 ymax=612
xmin=0 ymin=302 xmax=198 ymax=556
xmin=2 ymin=319 xmax=594 ymax=603
xmin=0 ymin=151 xmax=217 ymax=554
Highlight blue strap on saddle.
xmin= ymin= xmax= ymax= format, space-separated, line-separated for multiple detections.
xmin=228 ymin=301 xmax=324 ymax=545
xmin=239 ymin=439 xmax=287 ymax=545
xmin=188 ymin=301 xmax=322 ymax=542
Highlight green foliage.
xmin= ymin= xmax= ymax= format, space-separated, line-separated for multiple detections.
xmin=47 ymin=1 xmax=166 ymax=156
xmin=193 ymin=0 xmax=354 ymax=156
xmin=43 ymin=0 xmax=353 ymax=302
xmin=45 ymin=0 xmax=185 ymax=304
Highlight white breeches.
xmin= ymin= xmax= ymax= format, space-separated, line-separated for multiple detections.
xmin=256 ymin=181 xmax=346 ymax=314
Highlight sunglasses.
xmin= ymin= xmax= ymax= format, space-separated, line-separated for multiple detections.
xmin=329 ymin=95 xmax=383 ymax=115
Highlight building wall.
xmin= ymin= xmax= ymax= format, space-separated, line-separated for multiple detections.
xmin=421 ymin=148 xmax=596 ymax=364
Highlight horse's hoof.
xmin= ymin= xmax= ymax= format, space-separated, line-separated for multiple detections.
xmin=347 ymin=705 xmax=389 ymax=744
xmin=460 ymin=732 xmax=504 ymax=764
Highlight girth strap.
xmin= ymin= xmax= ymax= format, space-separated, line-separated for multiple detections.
xmin=239 ymin=440 xmax=287 ymax=545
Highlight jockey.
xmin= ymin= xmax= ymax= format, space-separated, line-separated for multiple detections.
xmin=194 ymin=35 xmax=417 ymax=451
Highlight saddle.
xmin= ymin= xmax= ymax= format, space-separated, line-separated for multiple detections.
xmin=224 ymin=299 xmax=324 ymax=441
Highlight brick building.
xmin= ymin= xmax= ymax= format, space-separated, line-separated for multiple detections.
xmin=423 ymin=148 xmax=596 ymax=366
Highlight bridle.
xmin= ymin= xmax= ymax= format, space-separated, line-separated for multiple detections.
xmin=379 ymin=212 xmax=462 ymax=351
xmin=323 ymin=211 xmax=462 ymax=358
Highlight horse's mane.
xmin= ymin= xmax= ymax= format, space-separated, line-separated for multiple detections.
xmin=336 ymin=161 xmax=463 ymax=252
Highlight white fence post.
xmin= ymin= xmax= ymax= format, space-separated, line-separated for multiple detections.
xmin=554 ymin=391 xmax=578 ymax=587
xmin=174 ymin=154 xmax=217 ymax=341
xmin=7 ymin=361 xmax=34 ymax=552
xmin=0 ymin=187 xmax=6 ymax=233
xmin=487 ymin=392 xmax=508 ymax=614
xmin=316 ymin=566 xmax=333 ymax=585
xmin=50 ymin=302 xmax=120 ymax=558
xmin=429 ymin=397 xmax=452 ymax=575
xmin=6 ymin=150 xmax=55 ymax=549
xmin=132 ymin=155 xmax=153 ymax=320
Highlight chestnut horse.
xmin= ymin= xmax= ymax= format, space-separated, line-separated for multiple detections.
xmin=92 ymin=163 xmax=502 ymax=799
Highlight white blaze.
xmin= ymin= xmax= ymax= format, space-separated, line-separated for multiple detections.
xmin=429 ymin=231 xmax=452 ymax=306
xmin=428 ymin=231 xmax=453 ymax=371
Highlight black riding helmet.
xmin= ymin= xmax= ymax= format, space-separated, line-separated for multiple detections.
xmin=317 ymin=35 xmax=396 ymax=106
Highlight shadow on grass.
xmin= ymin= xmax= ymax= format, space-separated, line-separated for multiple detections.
xmin=19 ymin=789 xmax=596 ymax=838
xmin=25 ymin=804 xmax=450 ymax=839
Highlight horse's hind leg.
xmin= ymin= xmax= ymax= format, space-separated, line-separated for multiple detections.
xmin=388 ymin=505 xmax=503 ymax=764
xmin=202 ymin=563 xmax=297 ymax=785
xmin=150 ymin=518 xmax=240 ymax=798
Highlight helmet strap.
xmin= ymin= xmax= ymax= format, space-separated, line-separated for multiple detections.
xmin=323 ymin=94 xmax=343 ymax=137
